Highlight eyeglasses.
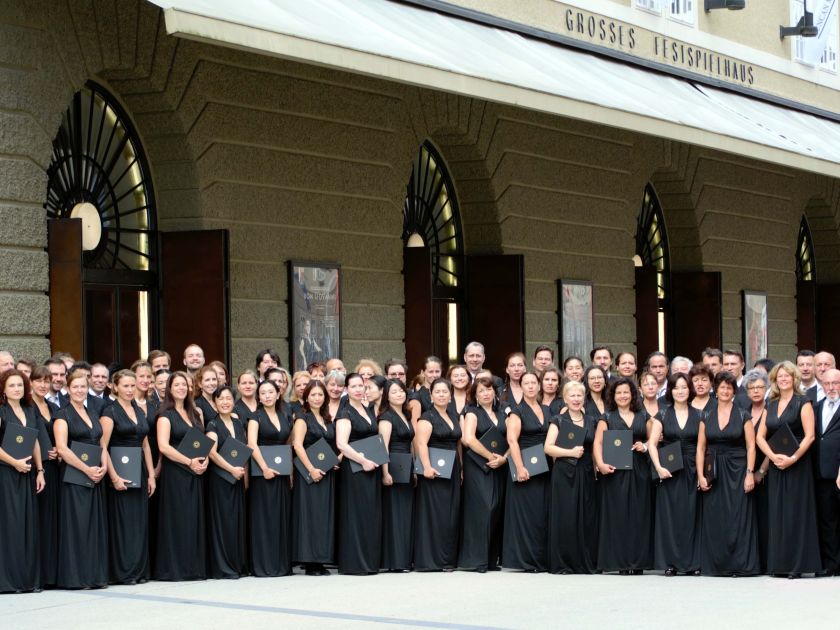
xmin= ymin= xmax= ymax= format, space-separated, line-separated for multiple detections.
xmin=825 ymin=381 xmax=840 ymax=387
xmin=746 ymin=385 xmax=766 ymax=391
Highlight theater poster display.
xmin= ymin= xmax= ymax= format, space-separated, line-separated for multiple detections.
xmin=742 ymin=290 xmax=767 ymax=369
xmin=558 ymin=279 xmax=594 ymax=362
xmin=289 ymin=262 xmax=341 ymax=372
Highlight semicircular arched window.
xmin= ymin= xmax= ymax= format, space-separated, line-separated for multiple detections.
xmin=45 ymin=81 xmax=157 ymax=272
xmin=796 ymin=216 xmax=815 ymax=282
xmin=636 ymin=184 xmax=670 ymax=310
xmin=402 ymin=141 xmax=464 ymax=288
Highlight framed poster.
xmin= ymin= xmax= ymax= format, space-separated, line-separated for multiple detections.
xmin=558 ymin=280 xmax=594 ymax=362
xmin=742 ymin=290 xmax=767 ymax=369
xmin=289 ymin=261 xmax=341 ymax=372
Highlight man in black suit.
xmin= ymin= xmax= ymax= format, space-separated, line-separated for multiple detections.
xmin=814 ymin=368 xmax=840 ymax=576
xmin=44 ymin=358 xmax=68 ymax=407
xmin=797 ymin=350 xmax=819 ymax=404
xmin=723 ymin=349 xmax=750 ymax=410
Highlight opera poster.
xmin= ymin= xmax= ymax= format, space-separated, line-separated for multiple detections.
xmin=742 ymin=290 xmax=767 ymax=369
xmin=558 ymin=280 xmax=594 ymax=361
xmin=289 ymin=262 xmax=341 ymax=372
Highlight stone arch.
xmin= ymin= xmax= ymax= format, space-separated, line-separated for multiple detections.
xmin=803 ymin=196 xmax=840 ymax=283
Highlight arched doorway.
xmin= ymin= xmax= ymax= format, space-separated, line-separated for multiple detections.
xmin=634 ymin=184 xmax=670 ymax=360
xmin=402 ymin=141 xmax=465 ymax=369
xmin=45 ymin=81 xmax=158 ymax=366
xmin=796 ymin=215 xmax=817 ymax=349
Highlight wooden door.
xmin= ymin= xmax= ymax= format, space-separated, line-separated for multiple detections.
xmin=48 ymin=219 xmax=84 ymax=358
xmin=797 ymin=279 xmax=817 ymax=351
xmin=635 ymin=266 xmax=659 ymax=362
xmin=670 ymin=271 xmax=722 ymax=361
xmin=403 ymin=247 xmax=434 ymax=376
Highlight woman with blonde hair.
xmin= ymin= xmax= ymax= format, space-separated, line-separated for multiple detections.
xmin=353 ymin=359 xmax=383 ymax=381
xmin=289 ymin=370 xmax=312 ymax=414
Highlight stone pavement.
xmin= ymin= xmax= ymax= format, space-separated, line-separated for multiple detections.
xmin=2 ymin=570 xmax=838 ymax=629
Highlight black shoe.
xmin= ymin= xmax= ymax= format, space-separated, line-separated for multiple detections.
xmin=689 ymin=570 xmax=701 ymax=576
xmin=619 ymin=570 xmax=629 ymax=576
xmin=317 ymin=568 xmax=331 ymax=576
xmin=476 ymin=567 xmax=487 ymax=574
xmin=788 ymin=573 xmax=801 ymax=579
xmin=488 ymin=565 xmax=501 ymax=572
xmin=664 ymin=568 xmax=676 ymax=577
xmin=632 ymin=569 xmax=643 ymax=575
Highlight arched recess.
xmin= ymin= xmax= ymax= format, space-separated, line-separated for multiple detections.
xmin=634 ymin=184 xmax=670 ymax=361
xmin=796 ymin=215 xmax=817 ymax=350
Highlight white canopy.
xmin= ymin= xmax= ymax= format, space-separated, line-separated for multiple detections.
xmin=149 ymin=0 xmax=840 ymax=177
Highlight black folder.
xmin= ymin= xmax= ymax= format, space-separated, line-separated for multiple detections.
xmin=510 ymin=443 xmax=549 ymax=481
xmin=388 ymin=452 xmax=413 ymax=484
xmin=768 ymin=421 xmax=799 ymax=457
xmin=413 ymin=447 xmax=456 ymax=479
xmin=64 ymin=442 xmax=102 ymax=487
xmin=176 ymin=426 xmax=214 ymax=461
xmin=251 ymin=444 xmax=292 ymax=476
xmin=110 ymin=446 xmax=142 ymax=489
xmin=349 ymin=434 xmax=389 ymax=473
xmin=656 ymin=441 xmax=684 ymax=475
xmin=293 ymin=437 xmax=339 ymax=485
xmin=212 ymin=437 xmax=252 ymax=484
xmin=555 ymin=419 xmax=586 ymax=449
xmin=602 ymin=429 xmax=632 ymax=470
xmin=467 ymin=425 xmax=507 ymax=473
xmin=1 ymin=423 xmax=38 ymax=463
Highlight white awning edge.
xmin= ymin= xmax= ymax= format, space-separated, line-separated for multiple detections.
xmin=156 ymin=1 xmax=840 ymax=179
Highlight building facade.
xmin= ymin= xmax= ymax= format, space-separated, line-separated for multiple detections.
xmin=2 ymin=0 xmax=840 ymax=375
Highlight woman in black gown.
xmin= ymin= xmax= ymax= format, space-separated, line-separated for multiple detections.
xmin=563 ymin=356 xmax=585 ymax=383
xmin=335 ymin=372 xmax=382 ymax=575
xmin=247 ymin=380 xmax=293 ymax=577
xmin=583 ymin=365 xmax=609 ymax=420
xmin=689 ymin=364 xmax=715 ymax=416
xmin=756 ymin=361 xmax=821 ymax=577
xmin=193 ymin=366 xmax=219 ymax=425
xmin=378 ymin=379 xmax=415 ymax=572
xmin=414 ymin=378 xmax=462 ymax=571
xmin=696 ymin=371 xmax=759 ymax=577
xmin=205 ymin=386 xmax=248 ymax=579
xmin=408 ymin=356 xmax=442 ymax=426
xmin=29 ymin=365 xmax=60 ymax=588
xmin=234 ymin=370 xmax=259 ymax=422
xmin=503 ymin=372 xmax=550 ymax=572
xmin=743 ymin=369 xmax=771 ymax=572
xmin=540 ymin=367 xmax=563 ymax=417
xmin=100 ymin=370 xmax=157 ymax=584
xmin=593 ymin=377 xmax=652 ymax=574
xmin=460 ymin=376 xmax=508 ymax=572
xmin=500 ymin=352 xmax=527 ymax=412
xmin=447 ymin=365 xmax=470 ymax=419
xmin=0 ymin=370 xmax=45 ymax=593
xmin=292 ymin=380 xmax=338 ymax=575
xmin=131 ymin=360 xmax=154 ymax=430
xmin=648 ymin=373 xmax=701 ymax=576
xmin=544 ymin=380 xmax=598 ymax=574
xmin=54 ymin=369 xmax=108 ymax=589
xmin=154 ymin=371 xmax=208 ymax=581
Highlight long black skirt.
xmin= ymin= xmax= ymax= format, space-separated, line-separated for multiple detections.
xmin=414 ymin=461 xmax=461 ymax=571
xmin=0 ymin=467 xmax=40 ymax=592
xmin=206 ymin=469 xmax=247 ymax=579
xmin=38 ymin=460 xmax=60 ymax=587
xmin=653 ymin=455 xmax=701 ymax=573
xmin=381 ymin=481 xmax=414 ymax=571
xmin=106 ymin=472 xmax=150 ymax=584
xmin=57 ymin=477 xmax=108 ymax=588
xmin=548 ymin=459 xmax=598 ymax=574
xmin=503 ymin=471 xmax=549 ymax=571
xmin=459 ymin=454 xmax=505 ymax=571
xmin=249 ymin=475 xmax=292 ymax=577
xmin=153 ymin=461 xmax=206 ymax=581
xmin=337 ymin=460 xmax=382 ymax=574
xmin=292 ymin=472 xmax=335 ymax=564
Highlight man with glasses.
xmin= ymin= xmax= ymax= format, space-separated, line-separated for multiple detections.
xmin=384 ymin=359 xmax=408 ymax=385
xmin=814 ymin=368 xmax=840 ymax=576
xmin=814 ymin=352 xmax=836 ymax=405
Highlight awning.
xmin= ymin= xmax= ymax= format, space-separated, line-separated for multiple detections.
xmin=149 ymin=0 xmax=840 ymax=178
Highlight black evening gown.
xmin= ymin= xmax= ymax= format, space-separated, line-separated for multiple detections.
xmin=597 ymin=410 xmax=653 ymax=572
xmin=503 ymin=403 xmax=550 ymax=571
xmin=195 ymin=396 xmax=218 ymax=424
xmin=585 ymin=398 xmax=607 ymax=420
xmin=749 ymin=411 xmax=770 ymax=573
xmin=144 ymin=397 xmax=160 ymax=573
xmin=234 ymin=399 xmax=259 ymax=423
xmin=103 ymin=401 xmax=151 ymax=584
xmin=153 ymin=410 xmax=206 ymax=581
xmin=700 ymin=406 xmax=760 ymax=576
xmin=459 ymin=405 xmax=507 ymax=571
xmin=248 ymin=407 xmax=293 ymax=577
xmin=764 ymin=395 xmax=822 ymax=574
xmin=34 ymin=400 xmax=60 ymax=588
xmin=56 ymin=405 xmax=109 ymax=588
xmin=0 ymin=404 xmax=41 ymax=592
xmin=379 ymin=409 xmax=415 ymax=571
xmin=411 ymin=387 xmax=432 ymax=414
xmin=292 ymin=412 xmax=337 ymax=565
xmin=414 ymin=408 xmax=462 ymax=571
xmin=337 ymin=405 xmax=382 ymax=574
xmin=206 ymin=417 xmax=248 ymax=579
xmin=652 ymin=406 xmax=702 ymax=573
xmin=548 ymin=411 xmax=598 ymax=574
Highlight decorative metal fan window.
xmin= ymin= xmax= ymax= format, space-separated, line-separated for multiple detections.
xmin=635 ymin=184 xmax=670 ymax=310
xmin=402 ymin=142 xmax=464 ymax=288
xmin=45 ymin=81 xmax=157 ymax=272
xmin=796 ymin=216 xmax=815 ymax=282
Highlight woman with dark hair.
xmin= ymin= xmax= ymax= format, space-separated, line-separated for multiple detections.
xmin=55 ymin=369 xmax=108 ymax=589
xmin=615 ymin=352 xmax=638 ymax=380
xmin=193 ymin=366 xmax=219 ymax=424
xmin=545 ymin=380 xmax=598 ymax=574
xmin=415 ymin=378 xmax=462 ymax=571
xmin=247 ymin=380 xmax=293 ymax=577
xmin=234 ymin=370 xmax=259 ymax=421
xmin=460 ymin=376 xmax=508 ymax=572
xmin=689 ymin=364 xmax=715 ymax=415
xmin=335 ymin=372 xmax=382 ymax=575
xmin=366 ymin=374 xmax=387 ymax=418
xmin=378 ymin=379 xmax=415 ymax=572
xmin=563 ymin=356 xmax=584 ymax=383
xmin=255 ymin=349 xmax=281 ymax=381
xmin=500 ymin=352 xmax=527 ymax=411
xmin=100 ymin=369 xmax=156 ymax=585
xmin=408 ymin=356 xmax=442 ymax=426
xmin=583 ymin=365 xmax=609 ymax=419
xmin=0 ymin=370 xmax=45 ymax=593
xmin=756 ymin=362 xmax=821 ymax=578
xmin=743 ymin=368 xmax=770 ymax=572
xmin=206 ymin=386 xmax=248 ymax=579
xmin=593 ymin=376 xmax=652 ymax=574
xmin=503 ymin=371 xmax=550 ymax=572
xmin=209 ymin=360 xmax=229 ymax=388
xmin=154 ymin=371 xmax=208 ymax=581
xmin=447 ymin=365 xmax=471 ymax=418
xmin=540 ymin=367 xmax=563 ymax=417
xmin=696 ymin=371 xmax=759 ymax=577
xmin=131 ymin=360 xmax=154 ymax=421
xmin=292 ymin=380 xmax=338 ymax=575
xmin=648 ymin=373 xmax=702 ymax=576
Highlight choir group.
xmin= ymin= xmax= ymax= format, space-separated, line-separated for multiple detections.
xmin=0 ymin=341 xmax=839 ymax=593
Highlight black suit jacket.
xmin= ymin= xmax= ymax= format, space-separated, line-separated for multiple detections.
xmin=734 ymin=385 xmax=751 ymax=411
xmin=814 ymin=398 xmax=840 ymax=480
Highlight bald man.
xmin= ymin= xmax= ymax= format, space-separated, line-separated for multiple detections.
xmin=0 ymin=351 xmax=14 ymax=373
xmin=814 ymin=352 xmax=837 ymax=405
xmin=813 ymin=368 xmax=840 ymax=576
